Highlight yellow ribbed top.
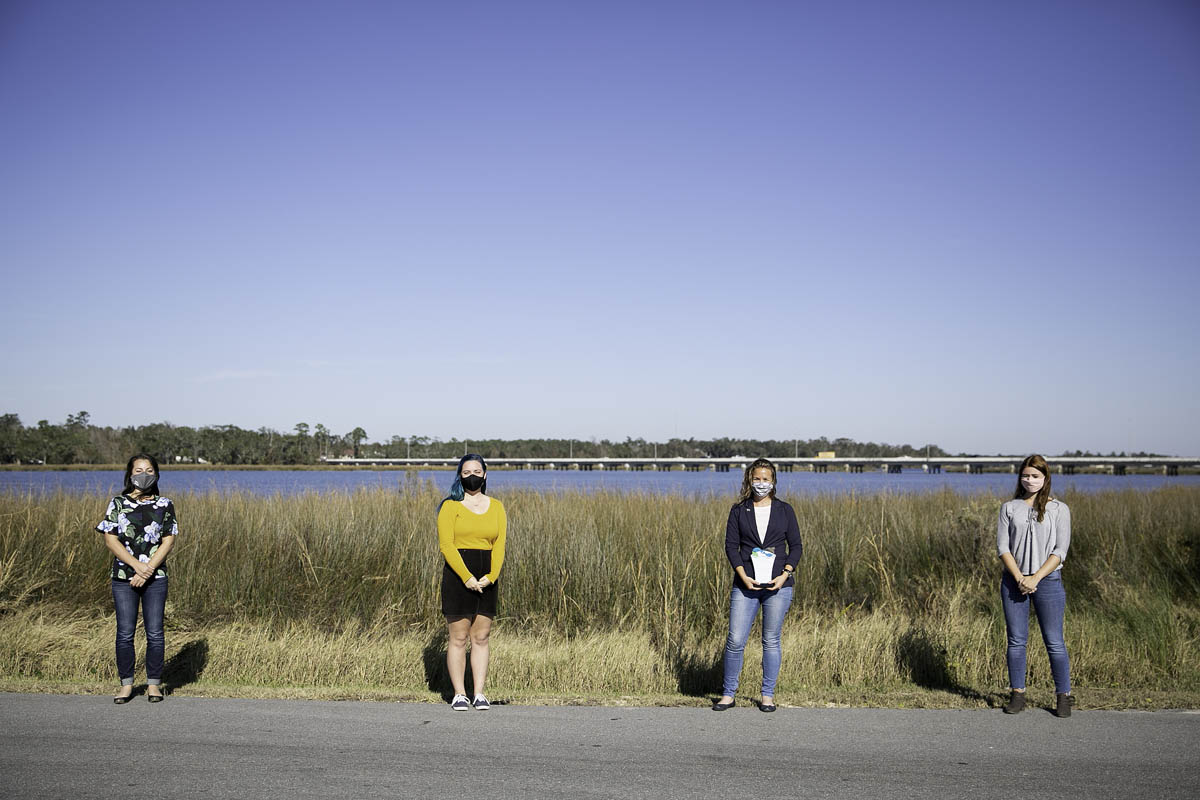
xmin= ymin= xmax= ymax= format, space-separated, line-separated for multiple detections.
xmin=437 ymin=498 xmax=507 ymax=584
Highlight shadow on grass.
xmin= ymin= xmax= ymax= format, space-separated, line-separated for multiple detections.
xmin=671 ymin=645 xmax=724 ymax=699
xmin=422 ymin=629 xmax=452 ymax=702
xmin=163 ymin=638 xmax=208 ymax=694
xmin=896 ymin=627 xmax=990 ymax=704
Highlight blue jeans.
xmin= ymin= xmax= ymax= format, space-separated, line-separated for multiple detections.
xmin=1001 ymin=571 xmax=1070 ymax=694
xmin=112 ymin=577 xmax=167 ymax=685
xmin=722 ymin=583 xmax=794 ymax=697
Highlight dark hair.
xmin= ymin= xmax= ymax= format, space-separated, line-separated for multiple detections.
xmin=1013 ymin=454 xmax=1052 ymax=522
xmin=437 ymin=453 xmax=488 ymax=512
xmin=123 ymin=453 xmax=161 ymax=497
xmin=737 ymin=457 xmax=777 ymax=503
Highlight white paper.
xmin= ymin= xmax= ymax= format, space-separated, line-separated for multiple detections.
xmin=750 ymin=548 xmax=776 ymax=584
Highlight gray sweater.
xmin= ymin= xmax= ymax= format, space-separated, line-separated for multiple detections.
xmin=997 ymin=498 xmax=1071 ymax=575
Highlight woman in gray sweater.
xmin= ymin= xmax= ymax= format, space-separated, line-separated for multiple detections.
xmin=996 ymin=454 xmax=1073 ymax=717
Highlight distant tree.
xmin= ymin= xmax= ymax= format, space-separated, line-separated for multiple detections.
xmin=350 ymin=427 xmax=367 ymax=458
xmin=313 ymin=424 xmax=331 ymax=459
xmin=0 ymin=413 xmax=22 ymax=463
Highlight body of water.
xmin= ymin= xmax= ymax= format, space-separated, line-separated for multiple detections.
xmin=2 ymin=469 xmax=1197 ymax=497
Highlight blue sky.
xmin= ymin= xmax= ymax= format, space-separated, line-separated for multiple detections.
xmin=2 ymin=0 xmax=1198 ymax=454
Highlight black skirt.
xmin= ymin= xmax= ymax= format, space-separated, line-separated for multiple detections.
xmin=441 ymin=548 xmax=498 ymax=618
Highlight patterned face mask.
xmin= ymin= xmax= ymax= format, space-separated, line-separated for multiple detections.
xmin=751 ymin=481 xmax=773 ymax=497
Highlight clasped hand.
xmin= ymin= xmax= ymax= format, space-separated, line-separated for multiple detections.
xmin=741 ymin=573 xmax=788 ymax=592
xmin=129 ymin=562 xmax=155 ymax=587
xmin=1017 ymin=575 xmax=1040 ymax=595
xmin=465 ymin=576 xmax=492 ymax=593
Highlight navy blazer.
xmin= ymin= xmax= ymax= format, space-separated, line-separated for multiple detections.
xmin=725 ymin=497 xmax=803 ymax=588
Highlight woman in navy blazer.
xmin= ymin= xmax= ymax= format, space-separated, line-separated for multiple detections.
xmin=714 ymin=457 xmax=802 ymax=712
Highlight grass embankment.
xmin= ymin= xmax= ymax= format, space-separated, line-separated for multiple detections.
xmin=1 ymin=486 xmax=1198 ymax=708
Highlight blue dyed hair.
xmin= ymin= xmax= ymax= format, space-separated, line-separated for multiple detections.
xmin=438 ymin=453 xmax=488 ymax=512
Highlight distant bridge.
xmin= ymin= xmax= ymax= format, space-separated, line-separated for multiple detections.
xmin=321 ymin=456 xmax=1197 ymax=476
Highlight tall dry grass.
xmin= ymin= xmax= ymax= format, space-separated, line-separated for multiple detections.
xmin=1 ymin=484 xmax=1197 ymax=697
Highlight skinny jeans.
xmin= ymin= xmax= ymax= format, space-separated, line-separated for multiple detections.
xmin=1001 ymin=571 xmax=1070 ymax=694
xmin=112 ymin=576 xmax=167 ymax=685
xmin=722 ymin=583 xmax=794 ymax=697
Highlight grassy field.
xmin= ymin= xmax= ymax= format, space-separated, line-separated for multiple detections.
xmin=1 ymin=484 xmax=1197 ymax=707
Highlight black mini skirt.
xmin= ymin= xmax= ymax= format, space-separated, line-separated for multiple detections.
xmin=441 ymin=548 xmax=498 ymax=618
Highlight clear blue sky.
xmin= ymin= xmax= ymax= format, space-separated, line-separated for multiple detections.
xmin=2 ymin=0 xmax=1198 ymax=454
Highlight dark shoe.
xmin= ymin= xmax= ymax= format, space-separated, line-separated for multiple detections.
xmin=113 ymin=695 xmax=132 ymax=705
xmin=1054 ymin=693 xmax=1073 ymax=718
xmin=1002 ymin=691 xmax=1026 ymax=714
xmin=147 ymin=692 xmax=163 ymax=703
xmin=712 ymin=698 xmax=735 ymax=711
xmin=759 ymin=702 xmax=777 ymax=713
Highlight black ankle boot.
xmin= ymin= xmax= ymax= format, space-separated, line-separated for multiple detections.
xmin=1003 ymin=691 xmax=1026 ymax=714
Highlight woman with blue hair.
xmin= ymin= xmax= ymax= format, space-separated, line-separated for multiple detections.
xmin=437 ymin=454 xmax=507 ymax=710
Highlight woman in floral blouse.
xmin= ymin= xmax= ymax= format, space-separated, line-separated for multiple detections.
xmin=95 ymin=454 xmax=179 ymax=703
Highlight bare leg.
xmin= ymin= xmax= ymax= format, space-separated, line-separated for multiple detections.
xmin=469 ymin=615 xmax=493 ymax=696
xmin=446 ymin=617 xmax=472 ymax=697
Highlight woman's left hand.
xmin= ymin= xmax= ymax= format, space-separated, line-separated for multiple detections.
xmin=767 ymin=573 xmax=789 ymax=591
xmin=477 ymin=576 xmax=492 ymax=589
xmin=1017 ymin=575 xmax=1040 ymax=594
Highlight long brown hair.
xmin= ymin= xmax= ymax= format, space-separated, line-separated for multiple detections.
xmin=738 ymin=457 xmax=777 ymax=503
xmin=1013 ymin=454 xmax=1052 ymax=522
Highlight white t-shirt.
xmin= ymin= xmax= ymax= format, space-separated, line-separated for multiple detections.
xmin=753 ymin=504 xmax=771 ymax=545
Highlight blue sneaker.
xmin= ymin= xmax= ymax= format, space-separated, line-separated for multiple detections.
xmin=451 ymin=694 xmax=470 ymax=711
xmin=473 ymin=694 xmax=490 ymax=711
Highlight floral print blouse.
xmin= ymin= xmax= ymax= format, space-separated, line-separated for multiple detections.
xmin=95 ymin=495 xmax=180 ymax=581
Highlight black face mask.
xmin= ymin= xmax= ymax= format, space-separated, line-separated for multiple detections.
xmin=460 ymin=474 xmax=485 ymax=492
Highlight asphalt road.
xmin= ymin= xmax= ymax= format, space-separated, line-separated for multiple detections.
xmin=2 ymin=693 xmax=1197 ymax=799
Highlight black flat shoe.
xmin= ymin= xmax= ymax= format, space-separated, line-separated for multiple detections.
xmin=147 ymin=692 xmax=164 ymax=703
xmin=113 ymin=695 xmax=132 ymax=705
xmin=759 ymin=702 xmax=777 ymax=713
xmin=712 ymin=699 xmax=735 ymax=711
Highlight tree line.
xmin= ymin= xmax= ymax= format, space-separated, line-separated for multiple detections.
xmin=0 ymin=412 xmax=967 ymax=466
xmin=7 ymin=412 xmax=1157 ymax=466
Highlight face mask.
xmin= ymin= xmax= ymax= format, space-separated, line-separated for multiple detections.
xmin=131 ymin=473 xmax=156 ymax=491
xmin=461 ymin=474 xmax=485 ymax=492
xmin=751 ymin=481 xmax=773 ymax=498
xmin=1021 ymin=475 xmax=1044 ymax=494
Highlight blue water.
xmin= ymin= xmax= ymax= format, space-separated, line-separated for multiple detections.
xmin=1 ymin=469 xmax=1196 ymax=497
